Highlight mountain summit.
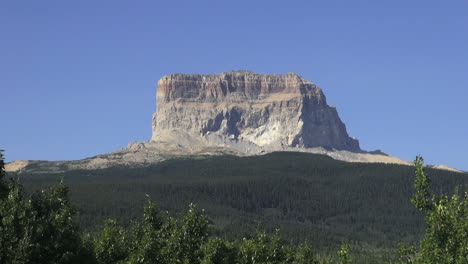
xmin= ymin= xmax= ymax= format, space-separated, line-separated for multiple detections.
xmin=152 ymin=71 xmax=360 ymax=152
xmin=7 ymin=71 xmax=433 ymax=173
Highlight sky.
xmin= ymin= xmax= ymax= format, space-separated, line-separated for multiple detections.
xmin=1 ymin=0 xmax=467 ymax=171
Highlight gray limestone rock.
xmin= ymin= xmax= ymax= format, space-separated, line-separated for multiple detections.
xmin=14 ymin=70 xmax=458 ymax=174
xmin=151 ymin=71 xmax=360 ymax=152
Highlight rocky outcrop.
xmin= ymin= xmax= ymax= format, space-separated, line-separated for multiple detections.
xmin=151 ymin=71 xmax=360 ymax=152
xmin=7 ymin=70 xmax=462 ymax=174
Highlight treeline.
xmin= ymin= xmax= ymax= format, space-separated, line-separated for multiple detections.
xmin=20 ymin=152 xmax=467 ymax=252
xmin=1 ymin=151 xmax=467 ymax=264
xmin=0 ymin=154 xmax=349 ymax=263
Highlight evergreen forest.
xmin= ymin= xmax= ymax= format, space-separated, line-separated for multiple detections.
xmin=1 ymin=150 xmax=467 ymax=263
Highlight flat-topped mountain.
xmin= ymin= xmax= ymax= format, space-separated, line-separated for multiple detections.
xmin=152 ymin=71 xmax=360 ymax=152
xmin=9 ymin=70 xmax=463 ymax=174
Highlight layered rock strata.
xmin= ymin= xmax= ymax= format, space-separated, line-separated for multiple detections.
xmin=11 ymin=71 xmax=461 ymax=174
xmin=151 ymin=71 xmax=360 ymax=152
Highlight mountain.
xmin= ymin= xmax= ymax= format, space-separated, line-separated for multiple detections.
xmin=152 ymin=71 xmax=359 ymax=151
xmin=7 ymin=71 xmax=462 ymax=173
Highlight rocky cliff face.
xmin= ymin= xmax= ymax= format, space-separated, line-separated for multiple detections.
xmin=9 ymin=71 xmax=434 ymax=174
xmin=151 ymin=71 xmax=360 ymax=152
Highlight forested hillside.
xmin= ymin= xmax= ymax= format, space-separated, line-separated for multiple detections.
xmin=16 ymin=152 xmax=467 ymax=262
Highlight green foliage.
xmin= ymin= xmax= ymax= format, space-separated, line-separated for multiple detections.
xmin=411 ymin=156 xmax=433 ymax=212
xmin=158 ymin=214 xmax=180 ymax=264
xmin=95 ymin=219 xmax=128 ymax=264
xmin=0 ymin=174 xmax=344 ymax=264
xmin=238 ymin=229 xmax=290 ymax=264
xmin=398 ymin=243 xmax=416 ymax=264
xmin=0 ymin=177 xmax=91 ymax=264
xmin=411 ymin=156 xmax=468 ymax=264
xmin=21 ymin=152 xmax=466 ymax=256
xmin=2 ymin=151 xmax=468 ymax=264
xmin=337 ymin=243 xmax=352 ymax=264
xmin=127 ymin=199 xmax=163 ymax=264
xmin=293 ymin=242 xmax=319 ymax=264
xmin=0 ymin=178 xmax=35 ymax=264
xmin=0 ymin=150 xmax=8 ymax=200
xmin=129 ymin=202 xmax=210 ymax=264
xmin=201 ymin=238 xmax=237 ymax=264
xmin=179 ymin=203 xmax=210 ymax=264
xmin=35 ymin=178 xmax=85 ymax=263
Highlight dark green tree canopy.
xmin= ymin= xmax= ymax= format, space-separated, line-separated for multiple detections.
xmin=1 ymin=150 xmax=466 ymax=264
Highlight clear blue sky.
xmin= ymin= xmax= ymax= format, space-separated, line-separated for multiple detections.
xmin=1 ymin=0 xmax=467 ymax=171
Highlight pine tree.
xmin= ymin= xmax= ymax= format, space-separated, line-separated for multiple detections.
xmin=0 ymin=150 xmax=8 ymax=200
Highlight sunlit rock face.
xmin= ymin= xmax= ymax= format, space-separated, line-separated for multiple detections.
xmin=151 ymin=71 xmax=360 ymax=152
xmin=8 ymin=71 xmax=439 ymax=174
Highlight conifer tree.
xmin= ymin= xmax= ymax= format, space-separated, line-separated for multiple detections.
xmin=0 ymin=150 xmax=8 ymax=200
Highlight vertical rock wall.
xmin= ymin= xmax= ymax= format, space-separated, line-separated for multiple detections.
xmin=151 ymin=71 xmax=360 ymax=152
